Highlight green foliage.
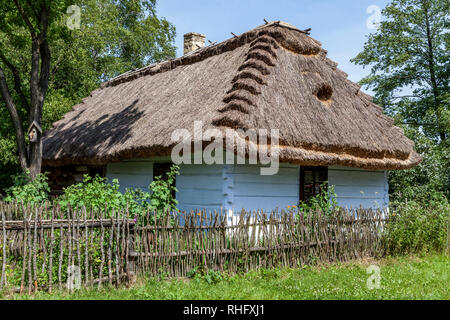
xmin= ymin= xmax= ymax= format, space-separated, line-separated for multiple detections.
xmin=6 ymin=254 xmax=450 ymax=300
xmin=389 ymin=127 xmax=449 ymax=202
xmin=58 ymin=175 xmax=126 ymax=213
xmin=297 ymin=183 xmax=339 ymax=215
xmin=351 ymin=0 xmax=449 ymax=141
xmin=258 ymin=268 xmax=282 ymax=280
xmin=384 ymin=196 xmax=449 ymax=255
xmin=3 ymin=163 xmax=180 ymax=220
xmin=4 ymin=171 xmax=49 ymax=205
xmin=58 ymin=164 xmax=180 ymax=219
xmin=0 ymin=0 xmax=177 ymax=192
xmin=58 ymin=175 xmax=152 ymax=219
xmin=187 ymin=267 xmax=224 ymax=285
xmin=148 ymin=164 xmax=180 ymax=213
xmin=351 ymin=0 xmax=449 ymax=204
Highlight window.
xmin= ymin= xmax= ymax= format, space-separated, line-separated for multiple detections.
xmin=299 ymin=166 xmax=328 ymax=203
xmin=153 ymin=163 xmax=176 ymax=198
xmin=88 ymin=166 xmax=105 ymax=178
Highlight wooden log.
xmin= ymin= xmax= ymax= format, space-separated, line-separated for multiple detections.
xmin=48 ymin=209 xmax=55 ymax=293
xmin=1 ymin=210 xmax=6 ymax=289
xmin=2 ymin=219 xmax=135 ymax=231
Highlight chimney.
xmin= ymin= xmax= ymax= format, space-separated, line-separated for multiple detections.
xmin=183 ymin=32 xmax=206 ymax=55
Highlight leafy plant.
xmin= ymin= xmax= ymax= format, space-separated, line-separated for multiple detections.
xmin=186 ymin=267 xmax=224 ymax=284
xmin=351 ymin=0 xmax=449 ymax=206
xmin=59 ymin=175 xmax=125 ymax=214
xmin=4 ymin=171 xmax=49 ymax=205
xmin=384 ymin=196 xmax=449 ymax=255
xmin=148 ymin=164 xmax=180 ymax=214
xmin=297 ymin=183 xmax=339 ymax=216
xmin=389 ymin=128 xmax=449 ymax=202
xmin=57 ymin=164 xmax=180 ymax=220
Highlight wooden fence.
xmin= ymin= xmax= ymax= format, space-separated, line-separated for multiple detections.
xmin=0 ymin=202 xmax=387 ymax=293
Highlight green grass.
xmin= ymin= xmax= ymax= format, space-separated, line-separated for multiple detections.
xmin=2 ymin=254 xmax=449 ymax=300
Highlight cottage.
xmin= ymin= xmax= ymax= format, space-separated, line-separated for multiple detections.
xmin=42 ymin=21 xmax=421 ymax=213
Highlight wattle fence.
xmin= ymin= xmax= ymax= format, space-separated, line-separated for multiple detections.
xmin=0 ymin=202 xmax=387 ymax=293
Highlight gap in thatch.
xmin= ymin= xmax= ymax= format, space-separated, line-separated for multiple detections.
xmin=315 ymin=84 xmax=333 ymax=103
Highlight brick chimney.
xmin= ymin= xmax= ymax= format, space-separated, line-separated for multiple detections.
xmin=183 ymin=32 xmax=206 ymax=55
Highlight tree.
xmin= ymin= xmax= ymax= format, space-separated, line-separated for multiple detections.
xmin=352 ymin=0 xmax=449 ymax=142
xmin=352 ymin=0 xmax=449 ymax=201
xmin=0 ymin=0 xmax=176 ymax=185
xmin=0 ymin=0 xmax=58 ymax=178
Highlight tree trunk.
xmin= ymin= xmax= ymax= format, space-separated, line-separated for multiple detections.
xmin=0 ymin=2 xmax=51 ymax=179
xmin=423 ymin=2 xmax=446 ymax=142
xmin=0 ymin=68 xmax=29 ymax=171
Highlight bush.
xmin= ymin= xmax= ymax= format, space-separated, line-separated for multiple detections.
xmin=186 ymin=267 xmax=224 ymax=284
xmin=384 ymin=196 xmax=449 ymax=255
xmin=389 ymin=128 xmax=449 ymax=203
xmin=297 ymin=183 xmax=339 ymax=216
xmin=4 ymin=171 xmax=49 ymax=205
xmin=58 ymin=164 xmax=180 ymax=220
xmin=148 ymin=164 xmax=179 ymax=213
xmin=59 ymin=175 xmax=126 ymax=212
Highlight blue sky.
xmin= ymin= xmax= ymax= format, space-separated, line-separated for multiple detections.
xmin=157 ymin=0 xmax=391 ymax=92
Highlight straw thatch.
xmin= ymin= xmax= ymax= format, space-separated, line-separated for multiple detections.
xmin=42 ymin=21 xmax=421 ymax=170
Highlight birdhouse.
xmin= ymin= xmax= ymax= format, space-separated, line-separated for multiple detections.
xmin=27 ymin=121 xmax=42 ymax=143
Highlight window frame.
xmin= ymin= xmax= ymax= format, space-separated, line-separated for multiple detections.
xmin=88 ymin=166 xmax=105 ymax=178
xmin=299 ymin=166 xmax=328 ymax=203
xmin=152 ymin=162 xmax=177 ymax=199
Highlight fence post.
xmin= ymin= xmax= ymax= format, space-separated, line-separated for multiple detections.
xmin=1 ymin=210 xmax=6 ymax=290
xmin=126 ymin=224 xmax=137 ymax=286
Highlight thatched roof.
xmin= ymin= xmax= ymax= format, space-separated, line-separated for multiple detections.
xmin=42 ymin=21 xmax=421 ymax=170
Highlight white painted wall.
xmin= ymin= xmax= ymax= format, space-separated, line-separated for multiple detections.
xmin=176 ymin=164 xmax=223 ymax=213
xmin=106 ymin=160 xmax=153 ymax=193
xmin=328 ymin=166 xmax=389 ymax=209
xmin=230 ymin=164 xmax=300 ymax=213
xmin=106 ymin=159 xmax=389 ymax=214
xmin=106 ymin=158 xmax=224 ymax=213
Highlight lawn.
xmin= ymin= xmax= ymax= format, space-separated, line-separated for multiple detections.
xmin=3 ymin=254 xmax=449 ymax=300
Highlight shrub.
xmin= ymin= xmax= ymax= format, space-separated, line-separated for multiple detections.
xmin=186 ymin=267 xmax=224 ymax=284
xmin=297 ymin=183 xmax=339 ymax=216
xmin=58 ymin=164 xmax=180 ymax=220
xmin=58 ymin=175 xmax=127 ymax=214
xmin=4 ymin=171 xmax=49 ymax=205
xmin=148 ymin=164 xmax=179 ymax=213
xmin=389 ymin=128 xmax=449 ymax=203
xmin=384 ymin=195 xmax=449 ymax=255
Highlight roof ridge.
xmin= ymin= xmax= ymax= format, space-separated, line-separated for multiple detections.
xmin=101 ymin=22 xmax=317 ymax=89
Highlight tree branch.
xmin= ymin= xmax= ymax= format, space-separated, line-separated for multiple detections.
xmin=38 ymin=39 xmax=50 ymax=112
xmin=29 ymin=38 xmax=40 ymax=124
xmin=0 ymin=67 xmax=29 ymax=170
xmin=402 ymin=122 xmax=439 ymax=127
xmin=0 ymin=51 xmax=30 ymax=112
xmin=13 ymin=0 xmax=36 ymax=38
xmin=38 ymin=4 xmax=51 ymax=98
xmin=391 ymin=95 xmax=423 ymax=100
